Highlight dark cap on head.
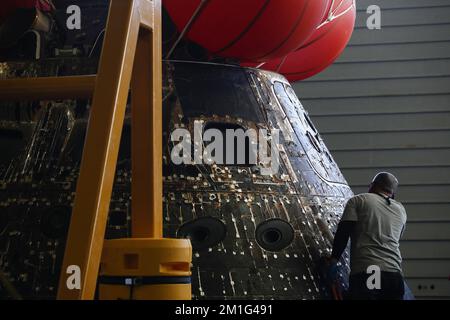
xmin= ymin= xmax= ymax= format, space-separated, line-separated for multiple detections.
xmin=371 ymin=172 xmax=399 ymax=195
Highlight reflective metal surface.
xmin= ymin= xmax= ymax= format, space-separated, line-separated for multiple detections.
xmin=0 ymin=58 xmax=352 ymax=299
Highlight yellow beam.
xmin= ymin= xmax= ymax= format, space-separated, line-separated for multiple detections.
xmin=0 ymin=0 xmax=171 ymax=300
xmin=0 ymin=75 xmax=96 ymax=101
xmin=131 ymin=0 xmax=163 ymax=238
xmin=57 ymin=0 xmax=144 ymax=300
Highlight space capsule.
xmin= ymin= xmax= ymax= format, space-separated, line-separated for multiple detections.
xmin=0 ymin=0 xmax=354 ymax=299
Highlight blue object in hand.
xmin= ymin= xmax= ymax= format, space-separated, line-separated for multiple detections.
xmin=327 ymin=260 xmax=339 ymax=283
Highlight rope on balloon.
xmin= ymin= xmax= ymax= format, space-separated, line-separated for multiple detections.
xmin=165 ymin=0 xmax=210 ymax=59
xmin=256 ymin=0 xmax=355 ymax=71
xmin=318 ymin=0 xmax=355 ymax=28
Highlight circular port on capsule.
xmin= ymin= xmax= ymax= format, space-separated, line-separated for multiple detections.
xmin=177 ymin=216 xmax=227 ymax=251
xmin=263 ymin=228 xmax=282 ymax=244
xmin=255 ymin=218 xmax=294 ymax=252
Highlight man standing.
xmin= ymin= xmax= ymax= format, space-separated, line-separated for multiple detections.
xmin=330 ymin=172 xmax=407 ymax=300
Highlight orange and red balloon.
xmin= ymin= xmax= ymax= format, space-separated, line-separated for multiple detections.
xmin=259 ymin=0 xmax=356 ymax=82
xmin=163 ymin=0 xmax=332 ymax=62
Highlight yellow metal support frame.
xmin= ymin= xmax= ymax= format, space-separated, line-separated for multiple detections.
xmin=0 ymin=0 xmax=191 ymax=300
xmin=57 ymin=0 xmax=163 ymax=300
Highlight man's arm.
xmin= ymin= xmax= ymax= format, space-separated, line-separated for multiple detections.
xmin=331 ymin=221 xmax=356 ymax=261
xmin=330 ymin=195 xmax=362 ymax=261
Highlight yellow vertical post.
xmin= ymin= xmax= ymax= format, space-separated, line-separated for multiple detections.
xmin=98 ymin=1 xmax=191 ymax=300
xmin=57 ymin=0 xmax=191 ymax=300
xmin=131 ymin=0 xmax=163 ymax=238
xmin=57 ymin=0 xmax=142 ymax=300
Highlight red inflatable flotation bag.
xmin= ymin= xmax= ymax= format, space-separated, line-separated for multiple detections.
xmin=259 ymin=0 xmax=356 ymax=82
xmin=163 ymin=0 xmax=332 ymax=62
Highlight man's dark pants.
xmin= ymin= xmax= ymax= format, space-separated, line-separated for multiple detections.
xmin=347 ymin=271 xmax=405 ymax=300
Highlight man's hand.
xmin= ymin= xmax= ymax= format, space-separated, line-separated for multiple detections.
xmin=320 ymin=256 xmax=339 ymax=284
xmin=327 ymin=257 xmax=339 ymax=282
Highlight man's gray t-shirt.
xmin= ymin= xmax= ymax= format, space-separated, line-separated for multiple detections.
xmin=341 ymin=193 xmax=407 ymax=275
